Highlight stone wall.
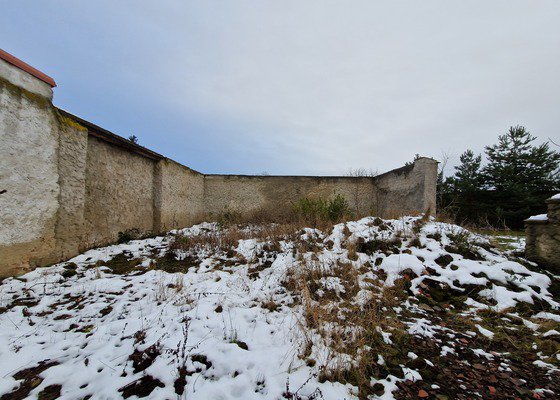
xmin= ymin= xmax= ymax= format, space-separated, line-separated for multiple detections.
xmin=374 ymin=158 xmax=438 ymax=217
xmin=83 ymin=136 xmax=157 ymax=248
xmin=203 ymin=157 xmax=437 ymax=220
xmin=0 ymin=52 xmax=438 ymax=276
xmin=54 ymin=116 xmax=88 ymax=260
xmin=156 ymin=159 xmax=205 ymax=232
xmin=0 ymin=63 xmax=59 ymax=276
xmin=525 ymin=196 xmax=560 ymax=273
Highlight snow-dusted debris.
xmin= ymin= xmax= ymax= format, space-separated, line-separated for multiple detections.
xmin=0 ymin=216 xmax=558 ymax=399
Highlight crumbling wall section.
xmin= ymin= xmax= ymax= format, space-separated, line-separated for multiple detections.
xmin=374 ymin=158 xmax=438 ymax=217
xmin=203 ymin=175 xmax=377 ymax=219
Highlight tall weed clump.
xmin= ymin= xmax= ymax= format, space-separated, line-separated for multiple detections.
xmin=292 ymin=194 xmax=351 ymax=226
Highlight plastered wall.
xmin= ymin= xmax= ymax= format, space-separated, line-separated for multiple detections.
xmin=0 ymin=68 xmax=59 ymax=276
xmin=54 ymin=117 xmax=88 ymax=260
xmin=0 ymin=58 xmax=438 ymax=276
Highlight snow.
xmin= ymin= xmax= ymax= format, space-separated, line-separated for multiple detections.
xmin=475 ymin=324 xmax=494 ymax=338
xmin=526 ymin=214 xmax=548 ymax=221
xmin=550 ymin=193 xmax=560 ymax=200
xmin=440 ymin=346 xmax=455 ymax=356
xmin=0 ymin=245 xmax=349 ymax=399
xmin=379 ymin=254 xmax=425 ymax=286
xmin=407 ymin=352 xmax=418 ymax=360
xmin=472 ymin=348 xmax=494 ymax=360
xmin=533 ymin=312 xmax=560 ymax=322
xmin=0 ymin=216 xmax=558 ymax=399
xmin=407 ymin=318 xmax=438 ymax=338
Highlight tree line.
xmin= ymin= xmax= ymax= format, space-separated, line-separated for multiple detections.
xmin=438 ymin=125 xmax=560 ymax=229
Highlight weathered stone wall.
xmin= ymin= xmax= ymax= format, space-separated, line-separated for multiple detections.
xmin=525 ymin=197 xmax=560 ymax=273
xmin=54 ymin=116 xmax=88 ymax=259
xmin=374 ymin=158 xmax=438 ymax=217
xmin=156 ymin=159 xmax=205 ymax=232
xmin=0 ymin=53 xmax=439 ymax=276
xmin=203 ymin=175 xmax=376 ymax=218
xmin=83 ymin=136 xmax=157 ymax=248
xmin=0 ymin=68 xmax=59 ymax=276
xmin=203 ymin=158 xmax=437 ymax=219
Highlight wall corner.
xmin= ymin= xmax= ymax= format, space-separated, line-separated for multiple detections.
xmin=0 ymin=50 xmax=55 ymax=100
xmin=413 ymin=157 xmax=438 ymax=216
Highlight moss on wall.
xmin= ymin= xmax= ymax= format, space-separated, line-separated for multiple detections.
xmin=55 ymin=110 xmax=88 ymax=133
xmin=0 ymin=76 xmax=51 ymax=110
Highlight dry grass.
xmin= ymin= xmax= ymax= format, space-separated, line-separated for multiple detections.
xmin=282 ymin=248 xmax=412 ymax=399
xmin=165 ymin=214 xmax=438 ymax=398
xmin=323 ymin=282 xmax=411 ymax=399
xmin=154 ymin=274 xmax=187 ymax=303
xmin=195 ymin=197 xmax=354 ymax=230
xmin=170 ymin=226 xmax=254 ymax=254
xmin=170 ymin=218 xmax=336 ymax=259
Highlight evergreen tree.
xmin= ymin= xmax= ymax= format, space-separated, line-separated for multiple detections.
xmin=446 ymin=150 xmax=483 ymax=193
xmin=483 ymin=125 xmax=560 ymax=193
xmin=439 ymin=126 xmax=560 ymax=228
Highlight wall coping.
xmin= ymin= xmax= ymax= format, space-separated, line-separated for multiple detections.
xmin=204 ymin=161 xmax=427 ymax=179
xmin=205 ymin=174 xmax=377 ymax=179
xmin=0 ymin=49 xmax=56 ymax=87
xmin=58 ymin=109 xmax=435 ymax=180
xmin=58 ymin=108 xmax=167 ymax=162
xmin=1 ymin=49 xmax=437 ymax=182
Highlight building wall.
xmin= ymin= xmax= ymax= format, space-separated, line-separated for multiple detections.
xmin=156 ymin=159 xmax=205 ymax=232
xmin=203 ymin=158 xmax=437 ymax=219
xmin=83 ymin=136 xmax=157 ymax=248
xmin=0 ymin=70 xmax=59 ymax=276
xmin=0 ymin=55 xmax=439 ymax=276
xmin=374 ymin=158 xmax=438 ymax=217
xmin=54 ymin=116 xmax=88 ymax=259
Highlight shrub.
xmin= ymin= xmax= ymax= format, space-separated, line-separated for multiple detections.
xmin=292 ymin=194 xmax=351 ymax=224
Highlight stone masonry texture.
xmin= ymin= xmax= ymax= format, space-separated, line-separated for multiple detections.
xmin=525 ymin=197 xmax=560 ymax=274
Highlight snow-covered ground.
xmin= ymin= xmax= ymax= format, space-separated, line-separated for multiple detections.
xmin=0 ymin=217 xmax=558 ymax=399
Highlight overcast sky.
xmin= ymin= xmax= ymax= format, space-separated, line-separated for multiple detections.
xmin=2 ymin=1 xmax=559 ymax=175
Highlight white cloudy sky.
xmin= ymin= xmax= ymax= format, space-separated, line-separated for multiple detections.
xmin=1 ymin=1 xmax=559 ymax=175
